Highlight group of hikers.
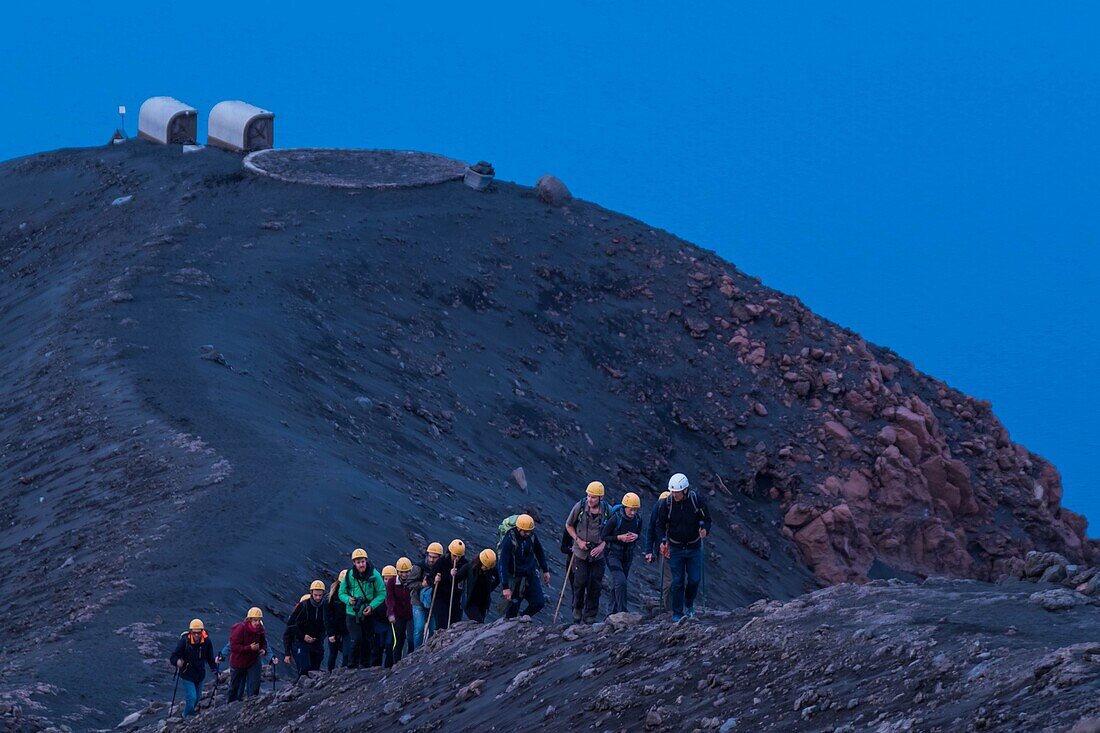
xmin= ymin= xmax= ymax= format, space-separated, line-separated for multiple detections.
xmin=168 ymin=473 xmax=711 ymax=717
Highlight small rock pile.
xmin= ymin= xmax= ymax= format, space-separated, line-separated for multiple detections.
xmin=1004 ymin=551 xmax=1100 ymax=610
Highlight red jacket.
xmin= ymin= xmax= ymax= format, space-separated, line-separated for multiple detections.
xmin=384 ymin=578 xmax=413 ymax=621
xmin=229 ymin=620 xmax=267 ymax=670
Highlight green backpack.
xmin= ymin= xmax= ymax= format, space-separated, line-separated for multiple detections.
xmin=497 ymin=514 xmax=520 ymax=554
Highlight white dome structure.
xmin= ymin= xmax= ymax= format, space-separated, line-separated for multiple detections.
xmin=207 ymin=101 xmax=274 ymax=153
xmin=137 ymin=97 xmax=197 ymax=145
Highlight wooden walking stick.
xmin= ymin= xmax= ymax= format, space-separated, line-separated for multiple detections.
xmin=552 ymin=554 xmax=575 ymax=625
xmin=447 ymin=556 xmax=458 ymax=629
xmin=423 ymin=576 xmax=440 ymax=642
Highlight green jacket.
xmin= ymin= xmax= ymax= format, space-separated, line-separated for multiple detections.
xmin=338 ymin=566 xmax=387 ymax=617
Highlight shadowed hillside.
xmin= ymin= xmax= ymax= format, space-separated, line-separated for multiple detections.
xmin=0 ymin=142 xmax=1092 ymax=729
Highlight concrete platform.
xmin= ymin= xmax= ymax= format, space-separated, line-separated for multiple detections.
xmin=243 ymin=148 xmax=467 ymax=189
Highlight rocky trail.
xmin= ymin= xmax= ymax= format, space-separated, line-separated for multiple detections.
xmin=113 ymin=579 xmax=1100 ymax=733
xmin=0 ymin=141 xmax=1095 ymax=730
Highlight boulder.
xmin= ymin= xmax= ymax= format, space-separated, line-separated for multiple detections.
xmin=791 ymin=503 xmax=872 ymax=583
xmin=1023 ymin=551 xmax=1069 ymax=580
xmin=535 ymin=175 xmax=572 ymax=207
xmin=605 ymin=612 xmax=644 ymax=631
xmin=1029 ymin=588 xmax=1090 ymax=611
xmin=1039 ymin=563 xmax=1067 ymax=584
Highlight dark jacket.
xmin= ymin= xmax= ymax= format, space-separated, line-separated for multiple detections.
xmin=384 ymin=577 xmax=414 ymax=621
xmin=499 ymin=529 xmax=549 ymax=588
xmin=326 ymin=589 xmax=348 ymax=637
xmin=602 ymin=505 xmax=644 ymax=561
xmin=428 ymin=553 xmax=468 ymax=611
xmin=169 ymin=631 xmax=217 ymax=683
xmin=655 ymin=491 xmax=712 ymax=548
xmin=229 ymin=620 xmax=267 ymax=670
xmin=285 ymin=598 xmax=327 ymax=653
xmin=646 ymin=501 xmax=663 ymax=556
xmin=456 ymin=560 xmax=500 ymax=612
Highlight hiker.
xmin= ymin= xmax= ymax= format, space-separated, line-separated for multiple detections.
xmin=169 ymin=619 xmax=217 ymax=717
xmin=428 ymin=540 xmax=468 ymax=631
xmin=284 ymin=581 xmax=328 ymax=678
xmin=377 ymin=566 xmax=399 ymax=667
xmin=417 ymin=542 xmax=443 ymax=644
xmin=325 ymin=571 xmax=348 ymax=671
xmin=655 ymin=473 xmax=712 ymax=621
xmin=456 ymin=549 xmax=500 ymax=623
xmin=385 ymin=558 xmax=416 ymax=664
xmin=227 ymin=607 xmax=269 ymax=702
xmin=282 ymin=594 xmax=309 ymax=674
xmin=338 ymin=548 xmax=387 ymax=668
xmin=603 ymin=492 xmax=643 ymax=614
xmin=499 ymin=514 xmax=551 ymax=618
xmin=564 ymin=481 xmax=610 ymax=624
xmin=403 ymin=555 xmax=425 ymax=652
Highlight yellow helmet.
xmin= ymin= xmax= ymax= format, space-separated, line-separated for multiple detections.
xmin=338 ymin=569 xmax=348 ymax=582
xmin=351 ymin=548 xmax=368 ymax=561
xmin=516 ymin=514 xmax=535 ymax=531
xmin=247 ymin=607 xmax=263 ymax=620
xmin=427 ymin=542 xmax=444 ymax=556
xmin=189 ymin=618 xmax=204 ymax=632
xmin=479 ymin=548 xmax=497 ymax=569
xmin=382 ymin=565 xmax=397 ymax=579
xmin=659 ymin=491 xmax=671 ymax=501
xmin=309 ymin=580 xmax=326 ymax=592
xmin=449 ymin=539 xmax=466 ymax=557
xmin=586 ymin=481 xmax=605 ymax=497
xmin=396 ymin=557 xmax=413 ymax=573
xmin=622 ymin=492 xmax=641 ymax=509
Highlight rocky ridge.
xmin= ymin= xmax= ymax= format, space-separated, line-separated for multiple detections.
xmin=113 ymin=579 xmax=1100 ymax=733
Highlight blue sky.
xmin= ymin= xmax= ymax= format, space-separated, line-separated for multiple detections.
xmin=2 ymin=3 xmax=1096 ymax=531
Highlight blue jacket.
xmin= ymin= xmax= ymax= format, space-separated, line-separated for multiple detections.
xmin=499 ymin=529 xmax=549 ymax=588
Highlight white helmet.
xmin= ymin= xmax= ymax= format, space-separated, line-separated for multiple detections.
xmin=668 ymin=473 xmax=689 ymax=493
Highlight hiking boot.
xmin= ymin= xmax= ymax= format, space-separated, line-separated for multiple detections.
xmin=686 ymin=607 xmax=696 ymax=618
xmin=671 ymin=613 xmax=684 ymax=623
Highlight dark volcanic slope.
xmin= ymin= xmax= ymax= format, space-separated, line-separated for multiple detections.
xmin=144 ymin=580 xmax=1100 ymax=733
xmin=0 ymin=142 xmax=1092 ymax=729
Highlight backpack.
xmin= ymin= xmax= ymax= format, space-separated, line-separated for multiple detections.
xmin=661 ymin=491 xmax=705 ymax=539
xmin=560 ymin=499 xmax=611 ymax=554
xmin=497 ymin=514 xmax=520 ymax=554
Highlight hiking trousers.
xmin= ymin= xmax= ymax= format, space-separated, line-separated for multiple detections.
xmin=292 ymin=640 xmax=324 ymax=677
xmin=465 ymin=601 xmax=489 ymax=624
xmin=346 ymin=615 xmax=381 ymax=668
xmin=411 ymin=606 xmax=427 ymax=648
xmin=228 ymin=662 xmax=259 ymax=702
xmin=606 ymin=552 xmax=633 ymax=614
xmin=571 ymin=555 xmax=605 ymax=623
xmin=505 ymin=570 xmax=546 ymax=618
xmin=326 ymin=636 xmax=345 ymax=671
xmin=392 ymin=617 xmax=414 ymax=662
xmin=668 ymin=543 xmax=703 ymax=615
xmin=181 ymin=678 xmax=201 ymax=716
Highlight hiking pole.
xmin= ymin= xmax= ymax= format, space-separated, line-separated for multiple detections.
xmin=447 ymin=557 xmax=458 ymax=629
xmin=271 ymin=657 xmax=278 ymax=692
xmin=211 ymin=663 xmax=220 ymax=709
xmin=169 ymin=666 xmax=180 ymax=717
xmin=658 ymin=552 xmax=666 ymax=612
xmin=700 ymin=537 xmax=707 ymax=612
xmin=424 ymin=576 xmax=440 ymax=642
xmin=552 ymin=554 xmax=575 ymax=625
